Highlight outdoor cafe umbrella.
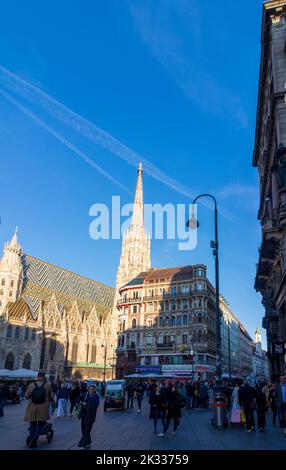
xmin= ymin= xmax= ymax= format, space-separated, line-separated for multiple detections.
xmin=0 ymin=369 xmax=10 ymax=377
xmin=7 ymin=368 xmax=38 ymax=379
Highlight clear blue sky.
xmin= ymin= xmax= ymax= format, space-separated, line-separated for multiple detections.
xmin=0 ymin=1 xmax=266 ymax=343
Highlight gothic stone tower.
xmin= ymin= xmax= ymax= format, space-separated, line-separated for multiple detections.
xmin=116 ymin=163 xmax=151 ymax=288
xmin=0 ymin=229 xmax=23 ymax=316
xmin=112 ymin=164 xmax=151 ymax=365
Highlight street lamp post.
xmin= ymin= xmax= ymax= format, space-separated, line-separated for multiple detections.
xmin=187 ymin=194 xmax=222 ymax=386
xmin=227 ymin=317 xmax=232 ymax=380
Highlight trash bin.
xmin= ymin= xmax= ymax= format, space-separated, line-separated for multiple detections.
xmin=211 ymin=388 xmax=228 ymax=429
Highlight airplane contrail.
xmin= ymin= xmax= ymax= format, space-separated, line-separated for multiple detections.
xmin=0 ymin=64 xmax=205 ymax=204
xmin=0 ymin=88 xmax=130 ymax=194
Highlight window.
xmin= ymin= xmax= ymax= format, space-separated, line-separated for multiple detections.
xmin=31 ymin=329 xmax=36 ymax=341
xmin=165 ymin=316 xmax=169 ymax=326
xmin=176 ymin=316 xmax=182 ymax=326
xmin=130 ymin=333 xmax=136 ymax=348
xmin=132 ymin=318 xmax=136 ymax=329
xmin=159 ymin=317 xmax=164 ymax=327
xmin=6 ymin=325 xmax=12 ymax=338
xmin=182 ymin=333 xmax=188 ymax=344
xmin=182 ymin=285 xmax=189 ymax=293
xmin=171 ymin=302 xmax=176 ymax=311
xmin=148 ymin=303 xmax=153 ymax=313
xmin=71 ymin=337 xmax=78 ymax=363
xmin=24 ymin=327 xmax=29 ymax=341
xmin=171 ymin=286 xmax=177 ymax=295
xmin=11 ymin=280 xmax=14 ymax=287
xmin=183 ymin=315 xmax=188 ymax=326
xmin=90 ymin=340 xmax=96 ymax=363
xmin=148 ymin=319 xmax=152 ymax=327
xmin=5 ymin=351 xmax=15 ymax=370
xmin=158 ymin=333 xmax=164 ymax=344
xmin=14 ymin=326 xmax=20 ymax=340
xmin=183 ymin=300 xmax=188 ymax=309
xmin=0 ymin=289 xmax=3 ymax=295
xmin=147 ymin=333 xmax=152 ymax=345
xmin=171 ymin=316 xmax=175 ymax=326
xmin=49 ymin=334 xmax=57 ymax=360
xmin=145 ymin=356 xmax=151 ymax=365
xmin=1 ymin=279 xmax=5 ymax=286
xmin=133 ymin=305 xmax=137 ymax=314
xmin=9 ymin=291 xmax=13 ymax=297
xmin=198 ymin=314 xmax=202 ymax=323
xmin=23 ymin=353 xmax=31 ymax=369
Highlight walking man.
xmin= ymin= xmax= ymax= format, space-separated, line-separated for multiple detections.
xmin=57 ymin=382 xmax=69 ymax=418
xmin=78 ymin=385 xmax=99 ymax=449
xmin=238 ymin=380 xmax=256 ymax=432
xmin=126 ymin=382 xmax=135 ymax=410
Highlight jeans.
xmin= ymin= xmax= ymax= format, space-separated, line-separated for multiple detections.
xmin=137 ymin=396 xmax=142 ymax=410
xmin=127 ymin=395 xmax=134 ymax=409
xmin=57 ymin=399 xmax=68 ymax=417
xmin=257 ymin=407 xmax=266 ymax=429
xmin=70 ymin=399 xmax=77 ymax=414
xmin=186 ymin=396 xmax=193 ymax=410
xmin=278 ymin=405 xmax=286 ymax=428
xmin=0 ymin=399 xmax=7 ymax=417
xmin=164 ymin=416 xmax=178 ymax=433
xmin=154 ymin=416 xmax=165 ymax=432
xmin=28 ymin=421 xmax=46 ymax=442
xmin=244 ymin=407 xmax=255 ymax=430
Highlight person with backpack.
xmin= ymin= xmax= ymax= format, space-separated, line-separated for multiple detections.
xmin=24 ymin=371 xmax=53 ymax=448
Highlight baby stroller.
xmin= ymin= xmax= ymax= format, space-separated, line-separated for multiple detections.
xmin=26 ymin=422 xmax=54 ymax=447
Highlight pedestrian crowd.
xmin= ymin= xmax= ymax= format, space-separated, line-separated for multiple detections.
xmin=2 ymin=372 xmax=286 ymax=449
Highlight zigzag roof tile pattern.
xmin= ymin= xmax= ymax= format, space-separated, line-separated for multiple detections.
xmin=20 ymin=254 xmax=115 ymax=318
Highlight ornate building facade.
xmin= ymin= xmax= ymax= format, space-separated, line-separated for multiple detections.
xmin=0 ymin=230 xmax=115 ymax=380
xmin=253 ymin=0 xmax=286 ymax=380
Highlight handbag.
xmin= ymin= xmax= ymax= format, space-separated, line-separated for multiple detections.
xmin=240 ymin=409 xmax=246 ymax=424
xmin=231 ymin=409 xmax=241 ymax=424
xmin=75 ymin=393 xmax=88 ymax=419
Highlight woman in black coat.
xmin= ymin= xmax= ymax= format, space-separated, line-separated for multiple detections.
xmin=149 ymin=384 xmax=166 ymax=434
xmin=158 ymin=384 xmax=181 ymax=437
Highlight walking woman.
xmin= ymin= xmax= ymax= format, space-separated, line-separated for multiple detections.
xmin=78 ymin=385 xmax=99 ymax=449
xmin=158 ymin=384 xmax=181 ymax=437
xmin=149 ymin=384 xmax=166 ymax=434
xmin=269 ymin=383 xmax=278 ymax=426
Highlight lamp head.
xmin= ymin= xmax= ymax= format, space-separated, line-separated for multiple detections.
xmin=187 ymin=215 xmax=199 ymax=230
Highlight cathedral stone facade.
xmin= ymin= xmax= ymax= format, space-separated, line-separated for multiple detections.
xmin=0 ymin=230 xmax=115 ymax=380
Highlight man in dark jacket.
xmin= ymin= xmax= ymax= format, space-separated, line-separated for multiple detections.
xmin=126 ymin=382 xmax=135 ymax=410
xmin=238 ymin=380 xmax=256 ymax=432
xmin=0 ymin=382 xmax=10 ymax=417
xmin=78 ymin=385 xmax=99 ymax=449
xmin=158 ymin=384 xmax=181 ymax=437
xmin=275 ymin=375 xmax=286 ymax=433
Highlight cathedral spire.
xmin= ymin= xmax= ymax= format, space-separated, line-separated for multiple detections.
xmin=116 ymin=164 xmax=151 ymax=288
xmin=132 ymin=163 xmax=144 ymax=228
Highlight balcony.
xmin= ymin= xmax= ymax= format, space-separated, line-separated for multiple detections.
xmin=117 ymin=297 xmax=142 ymax=306
xmin=156 ymin=342 xmax=174 ymax=350
xmin=143 ymin=289 xmax=208 ymax=302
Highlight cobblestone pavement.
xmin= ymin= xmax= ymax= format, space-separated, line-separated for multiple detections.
xmin=0 ymin=398 xmax=286 ymax=450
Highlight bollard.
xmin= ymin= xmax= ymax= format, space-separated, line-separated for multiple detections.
xmin=211 ymin=389 xmax=228 ymax=429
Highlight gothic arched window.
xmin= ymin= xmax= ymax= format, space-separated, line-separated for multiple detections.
xmin=11 ymin=280 xmax=14 ymax=287
xmin=14 ymin=326 xmax=20 ymax=340
xmin=5 ymin=351 xmax=15 ymax=370
xmin=31 ymin=329 xmax=36 ymax=341
xmin=24 ymin=327 xmax=30 ymax=341
xmin=49 ymin=334 xmax=57 ymax=360
xmin=90 ymin=340 xmax=96 ymax=363
xmin=23 ymin=353 xmax=31 ymax=369
xmin=183 ymin=315 xmax=188 ymax=326
xmin=6 ymin=325 xmax=12 ymax=338
xmin=71 ymin=337 xmax=78 ymax=363
xmin=171 ymin=316 xmax=176 ymax=326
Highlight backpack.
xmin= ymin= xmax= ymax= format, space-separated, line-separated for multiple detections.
xmin=31 ymin=382 xmax=46 ymax=404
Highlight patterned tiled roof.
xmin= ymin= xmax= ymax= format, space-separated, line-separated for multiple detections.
xmin=20 ymin=254 xmax=115 ymax=317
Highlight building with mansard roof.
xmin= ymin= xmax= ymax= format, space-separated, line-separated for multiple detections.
xmin=0 ymin=230 xmax=116 ymax=380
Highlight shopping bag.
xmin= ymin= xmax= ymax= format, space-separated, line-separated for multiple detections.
xmin=74 ymin=402 xmax=82 ymax=419
xmin=240 ymin=409 xmax=246 ymax=424
xmin=231 ymin=409 xmax=241 ymax=424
